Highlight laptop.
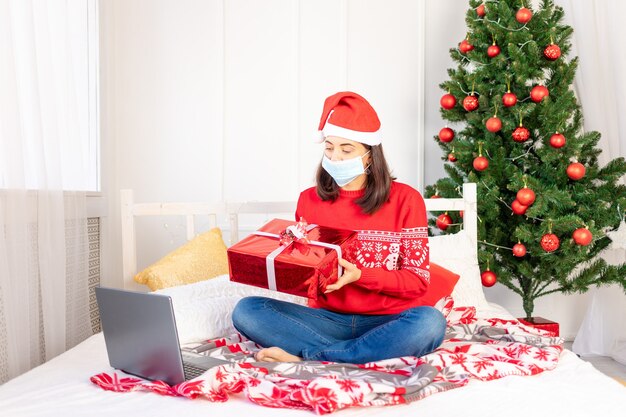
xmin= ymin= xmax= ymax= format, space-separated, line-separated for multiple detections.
xmin=95 ymin=286 xmax=228 ymax=385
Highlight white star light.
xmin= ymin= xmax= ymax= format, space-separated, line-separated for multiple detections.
xmin=606 ymin=220 xmax=626 ymax=251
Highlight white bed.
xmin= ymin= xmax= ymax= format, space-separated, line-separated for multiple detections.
xmin=0 ymin=184 xmax=624 ymax=416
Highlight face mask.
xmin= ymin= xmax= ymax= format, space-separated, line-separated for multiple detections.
xmin=322 ymin=151 xmax=370 ymax=187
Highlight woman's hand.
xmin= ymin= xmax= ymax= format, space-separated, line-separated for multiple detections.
xmin=324 ymin=258 xmax=362 ymax=293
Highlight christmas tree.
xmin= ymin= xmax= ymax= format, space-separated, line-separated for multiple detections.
xmin=426 ymin=0 xmax=626 ymax=319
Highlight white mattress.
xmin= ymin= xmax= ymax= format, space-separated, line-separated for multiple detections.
xmin=0 ymin=302 xmax=624 ymax=417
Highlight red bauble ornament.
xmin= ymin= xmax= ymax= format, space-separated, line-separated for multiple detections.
xmin=438 ymin=127 xmax=455 ymax=143
xmin=516 ymin=7 xmax=533 ymax=24
xmin=511 ymin=199 xmax=528 ymax=215
xmin=512 ymin=126 xmax=530 ymax=143
xmin=512 ymin=243 xmax=527 ymax=257
xmin=487 ymin=44 xmax=501 ymax=58
xmin=567 ymin=162 xmax=586 ymax=180
xmin=440 ymin=93 xmax=457 ymax=109
xmin=448 ymin=152 xmax=457 ymax=162
xmin=572 ymin=228 xmax=593 ymax=246
xmin=463 ymin=95 xmax=479 ymax=111
xmin=481 ymin=270 xmax=497 ymax=287
xmin=502 ymin=92 xmax=518 ymax=107
xmin=516 ymin=187 xmax=536 ymax=206
xmin=544 ymin=44 xmax=562 ymax=61
xmin=430 ymin=194 xmax=441 ymax=199
xmin=473 ymin=156 xmax=489 ymax=171
xmin=459 ymin=39 xmax=474 ymax=54
xmin=540 ymin=233 xmax=560 ymax=252
xmin=436 ymin=213 xmax=453 ymax=231
xmin=550 ymin=132 xmax=566 ymax=148
xmin=486 ymin=116 xmax=502 ymax=133
xmin=530 ymin=85 xmax=549 ymax=103
xmin=476 ymin=3 xmax=486 ymax=17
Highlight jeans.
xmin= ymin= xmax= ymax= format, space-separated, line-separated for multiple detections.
xmin=231 ymin=296 xmax=447 ymax=364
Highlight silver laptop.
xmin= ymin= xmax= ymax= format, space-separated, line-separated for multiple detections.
xmin=95 ymin=286 xmax=228 ymax=385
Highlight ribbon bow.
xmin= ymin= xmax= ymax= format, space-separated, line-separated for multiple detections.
xmin=279 ymin=217 xmax=310 ymax=246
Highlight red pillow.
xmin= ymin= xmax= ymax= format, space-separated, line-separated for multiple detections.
xmin=416 ymin=262 xmax=460 ymax=306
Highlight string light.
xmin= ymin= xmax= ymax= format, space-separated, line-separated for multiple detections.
xmin=482 ymin=18 xmax=529 ymax=31
xmin=480 ymin=180 xmax=546 ymax=222
xmin=480 ymin=240 xmax=513 ymax=251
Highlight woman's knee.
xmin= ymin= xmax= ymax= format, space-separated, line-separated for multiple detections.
xmin=231 ymin=296 xmax=267 ymax=331
xmin=403 ymin=306 xmax=447 ymax=344
xmin=426 ymin=307 xmax=447 ymax=343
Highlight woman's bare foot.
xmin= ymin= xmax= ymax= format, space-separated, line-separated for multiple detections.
xmin=255 ymin=347 xmax=302 ymax=362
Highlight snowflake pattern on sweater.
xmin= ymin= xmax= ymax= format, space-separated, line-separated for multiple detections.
xmin=355 ymin=226 xmax=429 ymax=281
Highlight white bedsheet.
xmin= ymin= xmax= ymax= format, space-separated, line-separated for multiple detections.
xmin=0 ymin=302 xmax=624 ymax=417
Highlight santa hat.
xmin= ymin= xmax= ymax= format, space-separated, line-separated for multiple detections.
xmin=316 ymin=91 xmax=381 ymax=146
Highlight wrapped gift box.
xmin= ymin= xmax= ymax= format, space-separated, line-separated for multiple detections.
xmin=518 ymin=317 xmax=560 ymax=337
xmin=227 ymin=219 xmax=357 ymax=299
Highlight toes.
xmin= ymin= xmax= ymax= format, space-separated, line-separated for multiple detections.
xmin=254 ymin=350 xmax=266 ymax=361
xmin=254 ymin=347 xmax=300 ymax=362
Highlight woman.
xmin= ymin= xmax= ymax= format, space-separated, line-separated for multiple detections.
xmin=232 ymin=91 xmax=446 ymax=364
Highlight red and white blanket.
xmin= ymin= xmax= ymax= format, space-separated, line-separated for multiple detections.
xmin=91 ymin=299 xmax=563 ymax=414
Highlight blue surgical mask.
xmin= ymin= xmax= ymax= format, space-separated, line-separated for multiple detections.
xmin=322 ymin=151 xmax=370 ymax=187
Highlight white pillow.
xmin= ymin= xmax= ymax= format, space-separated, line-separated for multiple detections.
xmin=155 ymin=275 xmax=307 ymax=343
xmin=429 ymin=230 xmax=488 ymax=309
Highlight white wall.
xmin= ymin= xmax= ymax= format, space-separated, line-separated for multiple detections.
xmin=100 ymin=0 xmax=592 ymax=339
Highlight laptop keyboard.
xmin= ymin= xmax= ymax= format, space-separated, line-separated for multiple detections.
xmin=183 ymin=362 xmax=207 ymax=380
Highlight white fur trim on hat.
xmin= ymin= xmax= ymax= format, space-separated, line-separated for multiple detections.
xmin=321 ymin=122 xmax=381 ymax=146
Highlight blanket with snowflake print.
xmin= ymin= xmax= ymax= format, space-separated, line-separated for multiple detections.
xmin=91 ymin=298 xmax=563 ymax=414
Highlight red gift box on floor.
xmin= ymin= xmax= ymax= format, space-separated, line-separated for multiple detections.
xmin=518 ymin=317 xmax=560 ymax=337
xmin=227 ymin=218 xmax=357 ymax=299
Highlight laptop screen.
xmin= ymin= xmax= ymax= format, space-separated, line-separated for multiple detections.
xmin=95 ymin=287 xmax=187 ymax=385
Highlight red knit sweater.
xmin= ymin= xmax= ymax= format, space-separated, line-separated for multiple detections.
xmin=295 ymin=181 xmax=430 ymax=315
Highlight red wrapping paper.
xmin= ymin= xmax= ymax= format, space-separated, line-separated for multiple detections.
xmin=518 ymin=317 xmax=560 ymax=337
xmin=227 ymin=219 xmax=357 ymax=299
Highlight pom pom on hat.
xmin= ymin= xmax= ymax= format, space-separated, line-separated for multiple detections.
xmin=316 ymin=91 xmax=381 ymax=146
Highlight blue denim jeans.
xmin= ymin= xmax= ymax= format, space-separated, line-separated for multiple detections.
xmin=231 ymin=296 xmax=447 ymax=364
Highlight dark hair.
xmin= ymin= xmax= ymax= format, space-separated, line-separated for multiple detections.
xmin=315 ymin=144 xmax=395 ymax=215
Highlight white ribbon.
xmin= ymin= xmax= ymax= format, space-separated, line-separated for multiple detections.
xmin=252 ymin=224 xmax=343 ymax=291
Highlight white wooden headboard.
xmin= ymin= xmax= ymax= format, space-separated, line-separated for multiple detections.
xmin=120 ymin=183 xmax=477 ymax=286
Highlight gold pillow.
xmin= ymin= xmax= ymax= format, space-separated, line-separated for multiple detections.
xmin=134 ymin=227 xmax=229 ymax=291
